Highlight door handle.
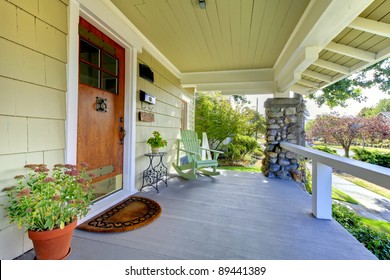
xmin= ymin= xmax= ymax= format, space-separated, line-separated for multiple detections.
xmin=119 ymin=127 xmax=126 ymax=144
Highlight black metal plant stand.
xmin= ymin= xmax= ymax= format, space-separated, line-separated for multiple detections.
xmin=141 ymin=152 xmax=168 ymax=193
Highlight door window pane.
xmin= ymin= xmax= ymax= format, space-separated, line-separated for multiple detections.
xmin=80 ymin=39 xmax=100 ymax=66
xmin=80 ymin=62 xmax=100 ymax=88
xmin=103 ymin=52 xmax=118 ymax=75
xmin=102 ymin=72 xmax=118 ymax=94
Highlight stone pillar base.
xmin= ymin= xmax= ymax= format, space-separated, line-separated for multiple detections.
xmin=262 ymin=96 xmax=305 ymax=180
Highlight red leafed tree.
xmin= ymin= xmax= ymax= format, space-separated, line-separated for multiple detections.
xmin=309 ymin=114 xmax=364 ymax=157
xmin=360 ymin=116 xmax=390 ymax=146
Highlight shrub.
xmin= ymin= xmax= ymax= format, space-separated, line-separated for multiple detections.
xmin=225 ymin=134 xmax=259 ymax=162
xmin=312 ymin=145 xmax=338 ymax=155
xmin=352 ymin=148 xmax=390 ymax=168
xmin=253 ymin=148 xmax=264 ymax=158
xmin=332 ymin=203 xmax=390 ymax=260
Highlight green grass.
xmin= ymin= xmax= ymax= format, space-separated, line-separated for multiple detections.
xmin=337 ymin=173 xmax=390 ymax=200
xmin=332 ymin=188 xmax=359 ymax=204
xmin=361 ymin=217 xmax=390 ymax=236
xmin=322 ymin=144 xmax=389 ymax=154
xmin=218 ymin=166 xmax=261 ymax=173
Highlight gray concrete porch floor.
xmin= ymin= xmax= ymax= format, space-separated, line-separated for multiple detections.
xmin=17 ymin=170 xmax=376 ymax=260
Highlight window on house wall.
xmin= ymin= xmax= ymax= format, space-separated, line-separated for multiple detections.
xmin=181 ymin=100 xmax=188 ymax=130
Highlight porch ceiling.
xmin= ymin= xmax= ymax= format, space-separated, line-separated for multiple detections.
xmin=109 ymin=0 xmax=390 ymax=96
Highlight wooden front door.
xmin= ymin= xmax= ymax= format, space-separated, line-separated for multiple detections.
xmin=77 ymin=18 xmax=126 ymax=200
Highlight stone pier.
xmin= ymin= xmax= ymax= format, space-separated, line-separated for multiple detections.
xmin=262 ymin=96 xmax=306 ymax=180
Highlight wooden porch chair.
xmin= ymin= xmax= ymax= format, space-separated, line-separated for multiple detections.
xmin=172 ymin=130 xmax=223 ymax=180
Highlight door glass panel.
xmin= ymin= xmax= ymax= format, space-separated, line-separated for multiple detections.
xmin=79 ymin=62 xmax=100 ymax=88
xmin=102 ymin=72 xmax=118 ymax=94
xmin=103 ymin=52 xmax=118 ymax=75
xmin=80 ymin=39 xmax=100 ymax=66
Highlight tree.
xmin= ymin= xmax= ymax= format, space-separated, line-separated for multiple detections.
xmin=195 ymin=92 xmax=250 ymax=149
xmin=241 ymin=107 xmax=266 ymax=140
xmin=309 ymin=58 xmax=390 ymax=108
xmin=359 ymin=98 xmax=390 ymax=117
xmin=309 ymin=114 xmax=364 ymax=157
xmin=360 ymin=116 xmax=390 ymax=146
xmin=305 ymin=119 xmax=315 ymax=139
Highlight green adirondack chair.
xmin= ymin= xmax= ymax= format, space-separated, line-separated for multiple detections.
xmin=172 ymin=130 xmax=223 ymax=180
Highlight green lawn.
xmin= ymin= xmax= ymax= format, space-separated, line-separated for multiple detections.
xmin=337 ymin=173 xmax=390 ymax=200
xmin=332 ymin=188 xmax=359 ymax=204
xmin=218 ymin=166 xmax=261 ymax=173
xmin=361 ymin=217 xmax=390 ymax=236
xmin=324 ymin=144 xmax=390 ymax=154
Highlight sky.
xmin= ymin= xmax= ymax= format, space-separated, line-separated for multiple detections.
xmin=246 ymin=87 xmax=389 ymax=119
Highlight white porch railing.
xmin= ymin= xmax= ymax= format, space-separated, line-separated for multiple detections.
xmin=280 ymin=142 xmax=390 ymax=220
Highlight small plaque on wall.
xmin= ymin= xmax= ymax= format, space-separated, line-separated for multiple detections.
xmin=139 ymin=111 xmax=155 ymax=122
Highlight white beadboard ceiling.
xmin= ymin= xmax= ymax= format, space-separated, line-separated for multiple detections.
xmin=110 ymin=0 xmax=390 ymax=96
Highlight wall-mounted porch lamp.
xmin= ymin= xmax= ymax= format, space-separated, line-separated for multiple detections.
xmin=199 ymin=0 xmax=206 ymax=9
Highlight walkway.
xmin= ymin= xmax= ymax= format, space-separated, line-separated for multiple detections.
xmin=16 ymin=171 xmax=376 ymax=260
xmin=333 ymin=174 xmax=390 ymax=222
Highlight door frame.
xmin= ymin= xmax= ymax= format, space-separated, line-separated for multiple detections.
xmin=66 ymin=0 xmax=138 ymax=221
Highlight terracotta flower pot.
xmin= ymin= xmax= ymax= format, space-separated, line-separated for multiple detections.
xmin=28 ymin=220 xmax=77 ymax=260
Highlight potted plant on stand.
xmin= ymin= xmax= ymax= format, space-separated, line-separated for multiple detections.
xmin=3 ymin=163 xmax=94 ymax=260
xmin=147 ymin=131 xmax=168 ymax=154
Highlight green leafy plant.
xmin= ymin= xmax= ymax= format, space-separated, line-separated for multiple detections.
xmin=146 ymin=131 xmax=167 ymax=148
xmin=352 ymin=147 xmax=390 ymax=168
xmin=312 ymin=145 xmax=338 ymax=155
xmin=3 ymin=163 xmax=95 ymax=232
xmin=332 ymin=203 xmax=390 ymax=260
xmin=225 ymin=134 xmax=259 ymax=162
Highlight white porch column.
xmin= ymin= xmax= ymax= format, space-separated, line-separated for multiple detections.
xmin=312 ymin=160 xmax=332 ymax=219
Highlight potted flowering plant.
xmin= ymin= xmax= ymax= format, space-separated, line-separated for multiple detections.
xmin=146 ymin=131 xmax=167 ymax=153
xmin=3 ymin=163 xmax=95 ymax=259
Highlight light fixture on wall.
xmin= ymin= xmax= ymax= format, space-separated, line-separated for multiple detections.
xmin=199 ymin=0 xmax=206 ymax=9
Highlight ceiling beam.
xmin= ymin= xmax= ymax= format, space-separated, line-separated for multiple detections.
xmin=349 ymin=17 xmax=390 ymax=38
xmin=181 ymin=69 xmax=274 ymax=85
xmin=302 ymin=69 xmax=333 ymax=83
xmin=274 ymin=0 xmax=372 ymax=93
xmin=276 ymin=46 xmax=319 ymax=92
xmin=194 ymin=81 xmax=276 ymax=94
xmin=220 ymin=89 xmax=275 ymax=96
xmin=181 ymin=69 xmax=275 ymax=94
xmin=312 ymin=59 xmax=350 ymax=74
xmin=291 ymin=84 xmax=313 ymax=96
xmin=298 ymin=79 xmax=321 ymax=88
xmin=324 ymin=41 xmax=376 ymax=62
xmin=316 ymin=45 xmax=390 ymax=92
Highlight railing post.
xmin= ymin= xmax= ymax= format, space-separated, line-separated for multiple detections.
xmin=312 ymin=160 xmax=332 ymax=219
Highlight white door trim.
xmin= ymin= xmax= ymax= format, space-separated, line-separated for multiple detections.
xmin=66 ymin=0 xmax=138 ymax=222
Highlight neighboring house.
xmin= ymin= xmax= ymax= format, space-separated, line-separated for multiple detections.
xmin=0 ymin=0 xmax=389 ymax=260
xmin=376 ymin=112 xmax=390 ymax=126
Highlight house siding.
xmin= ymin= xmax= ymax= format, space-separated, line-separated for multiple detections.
xmin=376 ymin=112 xmax=390 ymax=126
xmin=0 ymin=0 xmax=68 ymax=259
xmin=136 ymin=50 xmax=195 ymax=189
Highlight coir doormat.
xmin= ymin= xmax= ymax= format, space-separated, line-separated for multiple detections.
xmin=77 ymin=196 xmax=161 ymax=233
